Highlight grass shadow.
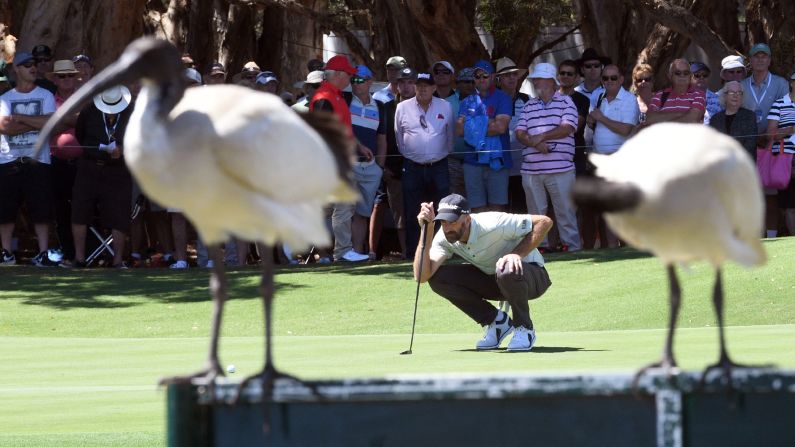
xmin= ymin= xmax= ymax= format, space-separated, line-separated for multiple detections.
xmin=454 ymin=346 xmax=606 ymax=354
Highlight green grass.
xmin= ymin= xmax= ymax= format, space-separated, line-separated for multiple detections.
xmin=1 ymin=238 xmax=794 ymax=446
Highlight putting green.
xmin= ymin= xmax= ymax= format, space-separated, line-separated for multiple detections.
xmin=1 ymin=324 xmax=793 ymax=442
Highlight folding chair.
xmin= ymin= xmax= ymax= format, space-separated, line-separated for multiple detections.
xmin=86 ymin=195 xmax=144 ymax=266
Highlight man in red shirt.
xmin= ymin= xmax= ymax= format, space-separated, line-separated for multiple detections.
xmin=310 ymin=55 xmax=357 ymax=134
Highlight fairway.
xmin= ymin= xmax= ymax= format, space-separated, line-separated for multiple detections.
xmin=1 ymin=239 xmax=794 ymax=446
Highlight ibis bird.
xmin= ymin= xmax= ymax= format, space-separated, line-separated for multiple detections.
xmin=34 ymin=38 xmax=357 ymax=406
xmin=572 ymin=123 xmax=767 ymax=386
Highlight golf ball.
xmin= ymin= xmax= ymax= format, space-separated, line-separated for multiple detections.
xmin=227 ymin=364 xmax=236 ymax=374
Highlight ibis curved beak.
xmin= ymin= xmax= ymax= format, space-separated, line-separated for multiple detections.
xmin=33 ymin=50 xmax=146 ymax=159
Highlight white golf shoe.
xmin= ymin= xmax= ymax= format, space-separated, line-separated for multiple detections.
xmin=506 ymin=326 xmax=536 ymax=352
xmin=476 ymin=310 xmax=513 ymax=350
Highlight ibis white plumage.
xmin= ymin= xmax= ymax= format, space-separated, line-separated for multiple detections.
xmin=34 ymin=38 xmax=357 ymax=413
xmin=572 ymin=122 xmax=767 ymax=384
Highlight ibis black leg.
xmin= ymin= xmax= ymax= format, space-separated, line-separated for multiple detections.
xmin=161 ymin=245 xmax=226 ymax=385
xmin=236 ymin=244 xmax=316 ymax=432
xmin=700 ymin=268 xmax=771 ymax=388
xmin=633 ymin=264 xmax=681 ymax=389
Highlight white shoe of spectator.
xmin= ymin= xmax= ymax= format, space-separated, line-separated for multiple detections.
xmin=506 ymin=326 xmax=536 ymax=352
xmin=339 ymin=250 xmax=369 ymax=262
xmin=170 ymin=260 xmax=189 ymax=269
xmin=205 ymin=260 xmax=214 ymax=268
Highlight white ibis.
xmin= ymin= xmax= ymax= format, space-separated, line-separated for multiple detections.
xmin=572 ymin=123 xmax=767 ymax=386
xmin=34 ymin=38 xmax=357 ymax=415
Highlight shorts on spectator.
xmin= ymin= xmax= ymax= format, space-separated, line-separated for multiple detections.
xmin=353 ymin=161 xmax=383 ymax=217
xmin=0 ymin=160 xmax=53 ymax=223
xmin=462 ymin=162 xmax=509 ymax=209
xmin=778 ymin=168 xmax=795 ymax=209
xmin=71 ymin=160 xmax=133 ymax=232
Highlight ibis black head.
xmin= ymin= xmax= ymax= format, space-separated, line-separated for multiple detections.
xmin=34 ymin=37 xmax=184 ymax=158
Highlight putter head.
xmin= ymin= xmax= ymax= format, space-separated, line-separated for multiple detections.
xmin=400 ymin=350 xmax=412 ymax=355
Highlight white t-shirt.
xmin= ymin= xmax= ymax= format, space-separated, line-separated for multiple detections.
xmin=592 ymin=87 xmax=640 ymax=155
xmin=430 ymin=212 xmax=545 ymax=274
xmin=0 ymin=86 xmax=56 ymax=164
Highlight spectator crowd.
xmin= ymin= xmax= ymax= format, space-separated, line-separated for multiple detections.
xmin=1 ymin=40 xmax=794 ymax=269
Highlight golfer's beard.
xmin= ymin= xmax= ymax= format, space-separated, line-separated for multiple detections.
xmin=444 ymin=230 xmax=461 ymax=243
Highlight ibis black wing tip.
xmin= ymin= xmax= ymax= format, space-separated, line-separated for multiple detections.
xmin=298 ymin=110 xmax=356 ymax=180
xmin=572 ymin=177 xmax=643 ymax=213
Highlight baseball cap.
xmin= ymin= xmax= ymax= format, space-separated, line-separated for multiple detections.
xmin=416 ymin=73 xmax=435 ymax=85
xmin=72 ymin=54 xmax=91 ymax=65
xmin=326 ymin=55 xmax=357 ymax=75
xmin=32 ymin=44 xmax=53 ymax=60
xmin=356 ymin=65 xmax=373 ymax=79
xmin=184 ymin=68 xmax=202 ymax=85
xmin=13 ymin=52 xmax=34 ymax=66
xmin=750 ymin=43 xmax=771 ymax=56
xmin=208 ymin=62 xmax=226 ymax=75
xmin=397 ymin=67 xmax=418 ymax=81
xmin=255 ymin=71 xmax=278 ymax=84
xmin=386 ymin=56 xmax=408 ymax=69
xmin=690 ymin=61 xmax=710 ymax=74
xmin=432 ymin=61 xmax=454 ymax=73
xmin=457 ymin=67 xmax=475 ymax=82
xmin=473 ymin=60 xmax=494 ymax=75
xmin=434 ymin=194 xmax=471 ymax=222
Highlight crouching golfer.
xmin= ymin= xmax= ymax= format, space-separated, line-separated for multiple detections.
xmin=414 ymin=194 xmax=553 ymax=351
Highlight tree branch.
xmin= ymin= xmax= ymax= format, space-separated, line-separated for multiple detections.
xmin=527 ymin=24 xmax=580 ymax=62
xmin=627 ymin=0 xmax=733 ymax=57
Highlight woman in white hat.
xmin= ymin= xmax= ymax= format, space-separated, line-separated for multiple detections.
xmin=64 ymin=85 xmax=134 ymax=268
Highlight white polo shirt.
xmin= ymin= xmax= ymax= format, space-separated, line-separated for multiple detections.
xmin=429 ymin=212 xmax=545 ymax=274
xmin=592 ymin=87 xmax=639 ymax=155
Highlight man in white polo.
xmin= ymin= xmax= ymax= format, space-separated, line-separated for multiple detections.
xmin=585 ymin=64 xmax=639 ymax=248
xmin=413 ymin=194 xmax=553 ymax=351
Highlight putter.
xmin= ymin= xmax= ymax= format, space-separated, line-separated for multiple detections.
xmin=401 ymin=221 xmax=429 ymax=355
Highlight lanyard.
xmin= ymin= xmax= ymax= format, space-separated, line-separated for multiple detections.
xmin=749 ymin=74 xmax=771 ymax=109
xmin=103 ymin=113 xmax=119 ymax=143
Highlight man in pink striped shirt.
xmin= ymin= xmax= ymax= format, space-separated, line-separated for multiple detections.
xmin=644 ymin=58 xmax=706 ymax=127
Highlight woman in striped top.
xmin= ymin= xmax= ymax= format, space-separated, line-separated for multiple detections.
xmin=765 ymin=73 xmax=795 ymax=235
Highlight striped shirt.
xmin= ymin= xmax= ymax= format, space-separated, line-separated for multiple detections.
xmin=766 ymin=94 xmax=795 ymax=154
xmin=515 ymin=92 xmax=577 ymax=174
xmin=649 ymin=87 xmax=706 ymax=115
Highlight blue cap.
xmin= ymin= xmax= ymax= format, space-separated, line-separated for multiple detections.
xmin=355 ymin=65 xmax=373 ymax=79
xmin=13 ymin=52 xmax=34 ymax=66
xmin=750 ymin=43 xmax=771 ymax=56
xmin=473 ymin=60 xmax=494 ymax=75
xmin=690 ymin=61 xmax=710 ymax=74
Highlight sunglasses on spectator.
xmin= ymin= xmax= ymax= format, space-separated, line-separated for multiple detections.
xmin=351 ymin=77 xmax=366 ymax=84
xmin=474 ymin=74 xmax=490 ymax=80
xmin=434 ymin=69 xmax=452 ymax=75
xmin=726 ymin=69 xmax=745 ymax=75
xmin=419 ymin=115 xmax=428 ymax=130
xmin=21 ymin=61 xmax=36 ymax=68
xmin=635 ymin=76 xmax=652 ymax=83
xmin=673 ymin=70 xmax=691 ymax=77
xmin=56 ymin=73 xmax=76 ymax=79
xmin=582 ymin=63 xmax=602 ymax=69
xmin=457 ymin=80 xmax=474 ymax=84
xmin=558 ymin=71 xmax=576 ymax=77
xmin=693 ymin=72 xmax=709 ymax=79
xmin=601 ymin=75 xmax=619 ymax=81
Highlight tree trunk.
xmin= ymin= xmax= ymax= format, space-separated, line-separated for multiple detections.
xmin=745 ymin=0 xmax=795 ymax=76
xmin=403 ymin=0 xmax=488 ymax=68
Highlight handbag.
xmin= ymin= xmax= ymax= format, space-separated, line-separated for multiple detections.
xmin=757 ymin=139 xmax=793 ymax=190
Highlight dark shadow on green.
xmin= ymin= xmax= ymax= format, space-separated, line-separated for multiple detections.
xmin=0 ymin=267 xmax=307 ymax=310
xmin=454 ymin=346 xmax=605 ymax=353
